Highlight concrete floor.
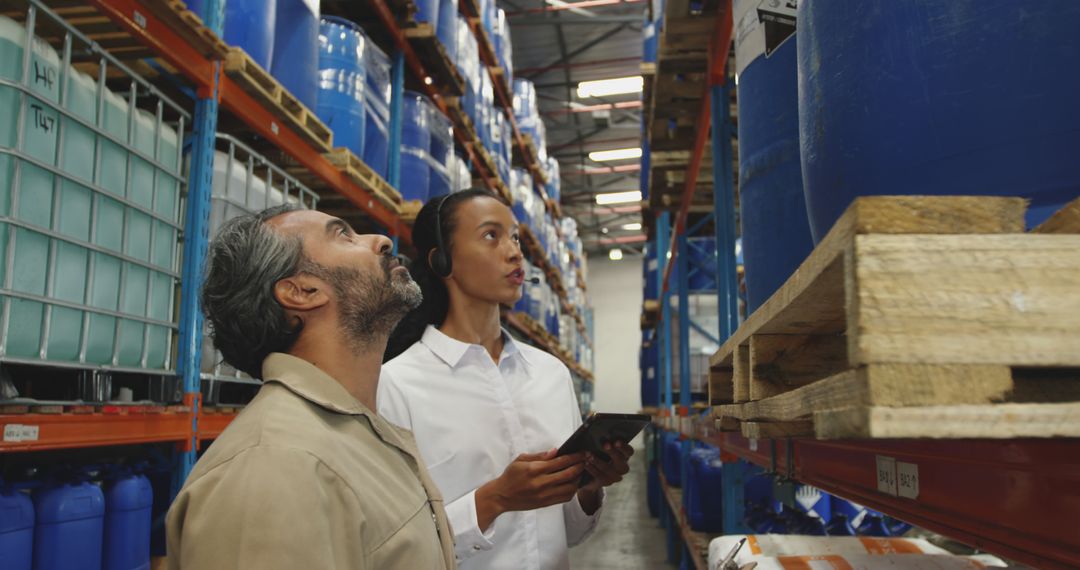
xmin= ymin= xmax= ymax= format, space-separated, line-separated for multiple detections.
xmin=569 ymin=447 xmax=676 ymax=569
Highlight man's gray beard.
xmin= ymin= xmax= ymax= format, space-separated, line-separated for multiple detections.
xmin=302 ymin=259 xmax=423 ymax=350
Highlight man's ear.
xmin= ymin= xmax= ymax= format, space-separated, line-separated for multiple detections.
xmin=274 ymin=273 xmax=330 ymax=313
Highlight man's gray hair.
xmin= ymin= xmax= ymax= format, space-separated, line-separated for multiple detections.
xmin=201 ymin=204 xmax=304 ymax=379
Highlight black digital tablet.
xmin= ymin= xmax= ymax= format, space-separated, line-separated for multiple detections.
xmin=556 ymin=412 xmax=651 ymax=487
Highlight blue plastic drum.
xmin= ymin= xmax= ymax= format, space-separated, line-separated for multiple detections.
xmin=271 ymin=0 xmax=320 ymax=109
xmin=316 ymin=17 xmax=366 ymax=156
xmin=799 ymin=0 xmax=1080 ymax=239
xmin=734 ymin=0 xmax=814 ymax=311
xmin=183 ymin=0 xmax=276 ymax=69
xmin=400 ymin=91 xmax=432 ymax=201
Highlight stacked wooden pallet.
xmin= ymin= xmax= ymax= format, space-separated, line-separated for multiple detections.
xmin=402 ymin=22 xmax=466 ymax=97
xmin=139 ymin=0 xmax=230 ymax=59
xmin=641 ymin=299 xmax=661 ymax=330
xmin=223 ymin=48 xmax=334 ymax=152
xmin=711 ymin=196 xmax=1080 ymax=439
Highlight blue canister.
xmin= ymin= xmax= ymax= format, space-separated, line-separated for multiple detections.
xmin=316 ymin=17 xmax=366 ymax=156
xmin=271 ymin=0 xmax=320 ymax=109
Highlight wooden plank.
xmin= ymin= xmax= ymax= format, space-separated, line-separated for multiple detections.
xmin=732 ymin=344 xmax=751 ymax=403
xmin=708 ymin=368 xmax=734 ymax=406
xmin=1034 ymin=197 xmax=1080 ymax=234
xmin=400 ymin=200 xmax=423 ymax=224
xmin=715 ymin=415 xmax=740 ymax=431
xmin=848 ymin=234 xmax=1080 ymax=366
xmin=717 ymin=364 xmax=1014 ymax=423
xmin=138 ymin=0 xmax=229 ymax=59
xmin=742 ymin=421 xmax=814 ymax=439
xmin=815 ymin=403 xmax=1080 ymax=439
xmin=748 ymin=334 xmax=848 ymax=401
xmin=710 ymin=196 xmax=1027 ymax=370
xmin=403 ymin=23 xmax=466 ymax=97
xmin=324 ymin=148 xmax=403 ymax=208
xmin=223 ymin=48 xmax=333 ymax=152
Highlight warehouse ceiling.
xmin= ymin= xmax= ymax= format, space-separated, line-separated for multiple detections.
xmin=504 ymin=0 xmax=647 ymax=255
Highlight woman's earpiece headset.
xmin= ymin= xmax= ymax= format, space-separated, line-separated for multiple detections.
xmin=429 ymin=194 xmax=540 ymax=283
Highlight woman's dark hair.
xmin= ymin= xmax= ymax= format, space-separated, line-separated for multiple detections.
xmin=201 ymin=204 xmax=306 ymax=379
xmin=384 ymin=188 xmax=508 ymax=361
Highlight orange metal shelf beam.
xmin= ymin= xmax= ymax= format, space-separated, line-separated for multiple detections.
xmin=197 ymin=411 xmax=237 ymax=444
xmin=0 ymin=412 xmax=191 ymax=452
xmin=90 ymin=0 xmax=409 ymax=242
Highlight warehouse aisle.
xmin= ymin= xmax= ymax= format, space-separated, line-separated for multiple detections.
xmin=569 ymin=446 xmax=674 ymax=569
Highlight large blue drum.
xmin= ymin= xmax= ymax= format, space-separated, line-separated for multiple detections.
xmin=799 ymin=0 xmax=1080 ymax=240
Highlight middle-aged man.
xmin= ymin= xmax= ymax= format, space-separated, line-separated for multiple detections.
xmin=167 ymin=205 xmax=456 ymax=569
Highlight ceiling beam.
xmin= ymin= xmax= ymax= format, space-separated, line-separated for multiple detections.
xmin=509 ymin=14 xmax=644 ymax=25
xmin=514 ymin=56 xmax=641 ymax=75
xmin=506 ymin=0 xmax=645 ymax=16
xmin=522 ymin=24 xmax=630 ymax=80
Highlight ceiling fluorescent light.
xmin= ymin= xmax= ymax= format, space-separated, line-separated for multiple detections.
xmin=621 ymin=222 xmax=642 ymax=231
xmin=595 ymin=190 xmax=642 ymax=205
xmin=589 ymin=147 xmax=642 ymax=162
xmin=608 ymin=249 xmax=624 ymax=261
xmin=577 ymin=76 xmax=643 ymax=98
xmin=545 ymin=0 xmax=596 ymax=16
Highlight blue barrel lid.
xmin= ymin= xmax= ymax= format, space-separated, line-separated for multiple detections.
xmin=34 ymin=481 xmax=105 ymax=524
xmin=320 ymin=15 xmax=364 ymax=32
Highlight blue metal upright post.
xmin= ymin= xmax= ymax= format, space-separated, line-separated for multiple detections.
xmin=656 ymin=213 xmax=672 ymax=411
xmin=711 ymin=80 xmax=738 ymax=338
xmin=173 ymin=0 xmax=222 ymax=496
xmin=711 ymin=77 xmax=746 ymax=534
xmin=676 ymin=234 xmax=693 ymax=491
xmin=387 ymin=51 xmax=406 ymax=190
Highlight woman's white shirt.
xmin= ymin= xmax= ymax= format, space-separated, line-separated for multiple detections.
xmin=378 ymin=325 xmax=602 ymax=569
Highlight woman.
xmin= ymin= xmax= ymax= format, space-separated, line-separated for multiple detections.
xmin=379 ymin=189 xmax=633 ymax=569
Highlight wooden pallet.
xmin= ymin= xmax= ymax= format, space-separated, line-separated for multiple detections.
xmin=137 ymin=0 xmax=229 ymax=59
xmin=399 ymin=200 xmax=423 ymax=224
xmin=323 ymin=148 xmax=403 ymax=212
xmin=223 ymin=48 xmax=333 ymax=152
xmin=403 ymin=23 xmax=466 ymax=97
xmin=641 ymin=299 xmax=660 ymax=330
xmin=488 ymin=66 xmax=511 ymax=107
xmin=710 ymin=196 xmax=1080 ymax=439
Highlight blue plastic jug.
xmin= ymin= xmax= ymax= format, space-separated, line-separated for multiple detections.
xmin=33 ymin=479 xmax=105 ymax=570
xmin=103 ymin=472 xmax=153 ymax=570
xmin=0 ymin=486 xmax=33 ymax=570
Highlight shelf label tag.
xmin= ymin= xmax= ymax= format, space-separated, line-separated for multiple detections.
xmin=749 ymin=438 xmax=758 ymax=452
xmin=875 ymin=455 xmax=898 ymax=496
xmin=897 ymin=461 xmax=920 ymax=499
xmin=133 ymin=10 xmax=147 ymax=29
xmin=271 ymin=122 xmax=280 ymax=136
xmin=3 ymin=424 xmax=39 ymax=442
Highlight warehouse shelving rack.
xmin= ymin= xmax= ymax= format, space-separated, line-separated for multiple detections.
xmin=642 ymin=2 xmax=1080 ymax=569
xmin=0 ymin=0 xmax=593 ymax=497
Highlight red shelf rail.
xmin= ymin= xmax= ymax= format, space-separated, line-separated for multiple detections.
xmin=703 ymin=433 xmax=1080 ymax=570
xmin=1 ymin=411 xmax=192 ymax=452
xmin=90 ymin=0 xmax=410 ymax=241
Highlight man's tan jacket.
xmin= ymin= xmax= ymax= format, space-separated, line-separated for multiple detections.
xmin=167 ymin=353 xmax=456 ymax=569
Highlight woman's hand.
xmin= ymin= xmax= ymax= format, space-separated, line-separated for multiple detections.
xmin=475 ymin=449 xmax=586 ymax=530
xmin=577 ymin=441 xmax=634 ymax=514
